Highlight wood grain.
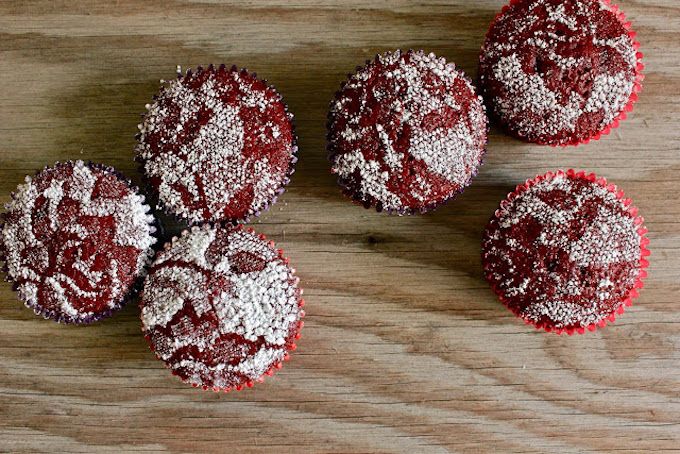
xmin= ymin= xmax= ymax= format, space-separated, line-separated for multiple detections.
xmin=1 ymin=1 xmax=679 ymax=452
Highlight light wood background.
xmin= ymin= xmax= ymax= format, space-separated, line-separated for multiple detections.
xmin=1 ymin=1 xmax=679 ymax=453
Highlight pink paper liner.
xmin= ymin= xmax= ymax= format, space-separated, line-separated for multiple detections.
xmin=0 ymin=161 xmax=158 ymax=324
xmin=135 ymin=64 xmax=298 ymax=226
xmin=480 ymin=0 xmax=644 ymax=147
xmin=482 ymin=169 xmax=649 ymax=335
xmin=326 ymin=49 xmax=489 ymax=215
xmin=140 ymin=223 xmax=305 ymax=392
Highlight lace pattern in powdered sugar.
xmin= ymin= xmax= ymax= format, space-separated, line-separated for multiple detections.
xmin=136 ymin=65 xmax=295 ymax=224
xmin=0 ymin=161 xmax=156 ymax=323
xmin=329 ymin=50 xmax=487 ymax=213
xmin=479 ymin=0 xmax=640 ymax=145
xmin=483 ymin=171 xmax=643 ymax=330
xmin=140 ymin=224 xmax=302 ymax=390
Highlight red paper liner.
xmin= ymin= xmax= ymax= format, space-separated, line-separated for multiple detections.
xmin=0 ymin=161 xmax=158 ymax=324
xmin=482 ymin=169 xmax=649 ymax=335
xmin=479 ymin=0 xmax=644 ymax=147
xmin=140 ymin=224 xmax=305 ymax=392
xmin=326 ymin=49 xmax=489 ymax=215
xmin=135 ymin=64 xmax=298 ymax=226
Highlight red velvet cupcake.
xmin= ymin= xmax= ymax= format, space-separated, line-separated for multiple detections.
xmin=479 ymin=0 xmax=644 ymax=146
xmin=140 ymin=224 xmax=304 ymax=391
xmin=482 ymin=170 xmax=649 ymax=334
xmin=136 ymin=64 xmax=297 ymax=225
xmin=0 ymin=161 xmax=157 ymax=324
xmin=328 ymin=50 xmax=488 ymax=214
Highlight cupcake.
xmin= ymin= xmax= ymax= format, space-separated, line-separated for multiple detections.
xmin=0 ymin=161 xmax=157 ymax=324
xmin=328 ymin=50 xmax=488 ymax=214
xmin=136 ymin=64 xmax=297 ymax=225
xmin=482 ymin=170 xmax=649 ymax=334
xmin=479 ymin=0 xmax=644 ymax=146
xmin=140 ymin=224 xmax=304 ymax=391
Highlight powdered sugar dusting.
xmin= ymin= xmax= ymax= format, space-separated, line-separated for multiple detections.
xmin=479 ymin=0 xmax=639 ymax=145
xmin=140 ymin=224 xmax=302 ymax=390
xmin=329 ymin=50 xmax=487 ymax=213
xmin=483 ymin=171 xmax=642 ymax=330
xmin=1 ymin=161 xmax=156 ymax=323
xmin=136 ymin=65 xmax=296 ymax=224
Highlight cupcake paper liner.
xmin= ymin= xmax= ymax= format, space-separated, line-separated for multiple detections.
xmin=140 ymin=224 xmax=305 ymax=392
xmin=0 ymin=161 xmax=158 ymax=324
xmin=480 ymin=0 xmax=644 ymax=147
xmin=135 ymin=64 xmax=299 ymax=227
xmin=482 ymin=169 xmax=649 ymax=335
xmin=326 ymin=49 xmax=490 ymax=216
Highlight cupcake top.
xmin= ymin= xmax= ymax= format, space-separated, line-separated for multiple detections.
xmin=482 ymin=170 xmax=648 ymax=334
xmin=328 ymin=50 xmax=488 ymax=214
xmin=136 ymin=65 xmax=297 ymax=225
xmin=140 ymin=224 xmax=304 ymax=391
xmin=0 ymin=161 xmax=156 ymax=324
xmin=479 ymin=0 xmax=643 ymax=146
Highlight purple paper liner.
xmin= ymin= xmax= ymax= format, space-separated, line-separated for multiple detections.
xmin=0 ymin=161 xmax=159 ymax=324
xmin=326 ymin=49 xmax=489 ymax=216
xmin=134 ymin=64 xmax=299 ymax=227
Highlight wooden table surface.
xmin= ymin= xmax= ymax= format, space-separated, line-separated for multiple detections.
xmin=1 ymin=1 xmax=679 ymax=452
